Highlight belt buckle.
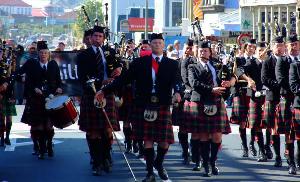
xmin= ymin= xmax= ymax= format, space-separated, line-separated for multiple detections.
xmin=151 ymin=96 xmax=159 ymax=104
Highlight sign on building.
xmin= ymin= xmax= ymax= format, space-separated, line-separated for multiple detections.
xmin=128 ymin=18 xmax=154 ymax=32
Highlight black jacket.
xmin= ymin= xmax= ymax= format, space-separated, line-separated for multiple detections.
xmin=261 ymin=55 xmax=280 ymax=101
xmin=102 ymin=55 xmax=181 ymax=105
xmin=275 ymin=56 xmax=293 ymax=95
xmin=188 ymin=60 xmax=221 ymax=103
xmin=16 ymin=59 xmax=62 ymax=97
xmin=289 ymin=62 xmax=300 ymax=108
xmin=181 ymin=56 xmax=196 ymax=100
xmin=243 ymin=57 xmax=263 ymax=97
xmin=231 ymin=57 xmax=247 ymax=96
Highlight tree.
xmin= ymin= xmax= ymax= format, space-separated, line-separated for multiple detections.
xmin=74 ymin=0 xmax=104 ymax=40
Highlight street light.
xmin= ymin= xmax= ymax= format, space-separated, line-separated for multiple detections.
xmin=145 ymin=0 xmax=148 ymax=39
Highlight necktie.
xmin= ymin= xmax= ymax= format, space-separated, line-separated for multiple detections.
xmin=43 ymin=65 xmax=46 ymax=72
xmin=155 ymin=56 xmax=160 ymax=63
xmin=205 ymin=63 xmax=213 ymax=86
xmin=95 ymin=47 xmax=104 ymax=81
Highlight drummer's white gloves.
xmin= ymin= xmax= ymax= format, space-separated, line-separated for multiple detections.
xmin=34 ymin=88 xmax=43 ymax=95
xmin=56 ymin=88 xmax=63 ymax=94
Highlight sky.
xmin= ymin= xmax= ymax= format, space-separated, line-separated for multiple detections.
xmin=23 ymin=0 xmax=50 ymax=8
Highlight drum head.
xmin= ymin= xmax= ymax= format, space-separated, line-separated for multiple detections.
xmin=45 ymin=95 xmax=69 ymax=110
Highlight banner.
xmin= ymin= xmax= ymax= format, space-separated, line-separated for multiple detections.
xmin=16 ymin=51 xmax=82 ymax=101
xmin=193 ymin=0 xmax=203 ymax=20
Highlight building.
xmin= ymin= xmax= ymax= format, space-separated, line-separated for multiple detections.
xmin=240 ymin=0 xmax=299 ymax=43
xmin=0 ymin=0 xmax=32 ymax=16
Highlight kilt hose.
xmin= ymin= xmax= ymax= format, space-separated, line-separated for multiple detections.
xmin=230 ymin=93 xmax=250 ymax=124
xmin=262 ymin=100 xmax=279 ymax=129
xmin=130 ymin=104 xmax=174 ymax=144
xmin=274 ymin=95 xmax=294 ymax=135
xmin=78 ymin=93 xmax=120 ymax=134
xmin=247 ymin=96 xmax=265 ymax=130
xmin=183 ymin=98 xmax=231 ymax=134
xmin=293 ymin=108 xmax=300 ymax=140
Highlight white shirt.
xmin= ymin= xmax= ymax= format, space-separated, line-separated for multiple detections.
xmin=92 ymin=45 xmax=108 ymax=80
xmin=289 ymin=55 xmax=300 ymax=62
xmin=244 ymin=53 xmax=253 ymax=59
xmin=170 ymin=49 xmax=183 ymax=59
xmin=151 ymin=53 xmax=163 ymax=93
xmin=39 ymin=62 xmax=48 ymax=70
xmin=199 ymin=59 xmax=218 ymax=87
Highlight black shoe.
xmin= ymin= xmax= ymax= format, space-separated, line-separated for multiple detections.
xmin=103 ymin=159 xmax=112 ymax=173
xmin=125 ymin=141 xmax=132 ymax=153
xmin=288 ymin=164 xmax=297 ymax=175
xmin=274 ymin=156 xmax=282 ymax=167
xmin=265 ymin=145 xmax=273 ymax=159
xmin=192 ymin=164 xmax=201 ymax=171
xmin=211 ymin=165 xmax=219 ymax=175
xmin=4 ymin=138 xmax=11 ymax=145
xmin=242 ymin=148 xmax=249 ymax=158
xmin=92 ymin=165 xmax=102 ymax=176
xmin=249 ymin=143 xmax=257 ymax=157
xmin=154 ymin=163 xmax=169 ymax=180
xmin=142 ymin=173 xmax=156 ymax=182
xmin=202 ymin=164 xmax=211 ymax=177
xmin=38 ymin=153 xmax=45 ymax=160
xmin=257 ymin=153 xmax=268 ymax=162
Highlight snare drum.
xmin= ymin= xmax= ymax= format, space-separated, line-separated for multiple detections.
xmin=45 ymin=95 xmax=79 ymax=129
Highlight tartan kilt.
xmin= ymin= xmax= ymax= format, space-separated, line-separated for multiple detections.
xmin=118 ymin=86 xmax=133 ymax=123
xmin=130 ymin=104 xmax=174 ymax=144
xmin=230 ymin=94 xmax=250 ymax=124
xmin=78 ymin=93 xmax=120 ymax=133
xmin=0 ymin=102 xmax=4 ymax=133
xmin=2 ymin=97 xmax=17 ymax=116
xmin=247 ymin=96 xmax=265 ymax=129
xmin=293 ymin=108 xmax=300 ymax=140
xmin=262 ymin=100 xmax=279 ymax=129
xmin=21 ymin=95 xmax=49 ymax=126
xmin=183 ymin=98 xmax=231 ymax=134
xmin=171 ymin=101 xmax=184 ymax=126
xmin=274 ymin=95 xmax=294 ymax=135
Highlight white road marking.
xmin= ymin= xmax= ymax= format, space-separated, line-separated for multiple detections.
xmin=4 ymin=139 xmax=63 ymax=152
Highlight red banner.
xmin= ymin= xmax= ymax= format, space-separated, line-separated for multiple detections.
xmin=128 ymin=18 xmax=154 ymax=32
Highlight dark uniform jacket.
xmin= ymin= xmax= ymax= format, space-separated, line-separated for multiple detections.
xmin=289 ymin=62 xmax=300 ymax=108
xmin=275 ymin=56 xmax=293 ymax=96
xmin=102 ymin=55 xmax=181 ymax=106
xmin=261 ymin=55 xmax=280 ymax=101
xmin=231 ymin=57 xmax=247 ymax=96
xmin=181 ymin=56 xmax=196 ymax=100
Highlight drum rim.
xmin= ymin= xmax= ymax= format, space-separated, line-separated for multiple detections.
xmin=45 ymin=95 xmax=71 ymax=110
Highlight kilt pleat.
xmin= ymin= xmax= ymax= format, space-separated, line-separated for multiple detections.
xmin=293 ymin=108 xmax=300 ymax=140
xmin=118 ymin=87 xmax=133 ymax=123
xmin=183 ymin=98 xmax=231 ymax=134
xmin=247 ymin=96 xmax=265 ymax=129
xmin=130 ymin=105 xmax=174 ymax=144
xmin=275 ymin=96 xmax=293 ymax=135
xmin=78 ymin=93 xmax=120 ymax=133
xmin=230 ymin=94 xmax=250 ymax=124
xmin=262 ymin=100 xmax=279 ymax=128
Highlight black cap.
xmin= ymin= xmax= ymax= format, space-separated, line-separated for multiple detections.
xmin=150 ymin=33 xmax=164 ymax=42
xmin=84 ymin=29 xmax=93 ymax=37
xmin=199 ymin=41 xmax=210 ymax=48
xmin=127 ymin=39 xmax=134 ymax=44
xmin=92 ymin=26 xmax=105 ymax=34
xmin=272 ymin=36 xmax=284 ymax=43
xmin=186 ymin=38 xmax=194 ymax=46
xmin=37 ymin=41 xmax=48 ymax=51
xmin=287 ymin=34 xmax=298 ymax=43
xmin=257 ymin=42 xmax=267 ymax=48
xmin=247 ymin=39 xmax=257 ymax=45
xmin=142 ymin=39 xmax=150 ymax=45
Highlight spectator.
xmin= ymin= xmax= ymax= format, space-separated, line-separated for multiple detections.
xmin=57 ymin=42 xmax=65 ymax=51
xmin=170 ymin=40 xmax=183 ymax=59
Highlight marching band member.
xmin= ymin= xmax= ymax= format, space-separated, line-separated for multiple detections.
xmin=96 ymin=33 xmax=182 ymax=182
xmin=77 ymin=26 xmax=121 ymax=176
xmin=187 ymin=41 xmax=231 ymax=177
xmin=16 ymin=41 xmax=62 ymax=159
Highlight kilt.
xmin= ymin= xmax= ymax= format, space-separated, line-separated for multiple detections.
xmin=21 ymin=95 xmax=50 ymax=126
xmin=247 ymin=96 xmax=265 ymax=129
xmin=293 ymin=108 xmax=300 ymax=140
xmin=230 ymin=94 xmax=250 ymax=124
xmin=274 ymin=95 xmax=294 ymax=135
xmin=183 ymin=98 xmax=231 ymax=134
xmin=2 ymin=97 xmax=17 ymax=116
xmin=78 ymin=93 xmax=120 ymax=133
xmin=118 ymin=86 xmax=133 ymax=124
xmin=0 ymin=102 xmax=4 ymax=133
xmin=130 ymin=104 xmax=174 ymax=144
xmin=171 ymin=101 xmax=184 ymax=126
xmin=262 ymin=100 xmax=279 ymax=129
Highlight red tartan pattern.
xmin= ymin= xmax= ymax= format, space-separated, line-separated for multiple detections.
xmin=78 ymin=93 xmax=120 ymax=133
xmin=230 ymin=95 xmax=250 ymax=124
xmin=292 ymin=108 xmax=300 ymax=140
xmin=183 ymin=98 xmax=231 ymax=134
xmin=262 ymin=100 xmax=279 ymax=129
xmin=275 ymin=95 xmax=294 ymax=134
xmin=130 ymin=105 xmax=174 ymax=144
xmin=247 ymin=96 xmax=265 ymax=129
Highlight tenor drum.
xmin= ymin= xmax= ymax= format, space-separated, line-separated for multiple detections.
xmin=45 ymin=95 xmax=79 ymax=129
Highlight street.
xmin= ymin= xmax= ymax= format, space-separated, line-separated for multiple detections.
xmin=0 ymin=106 xmax=300 ymax=182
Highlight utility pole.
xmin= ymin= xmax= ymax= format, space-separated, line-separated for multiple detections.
xmin=145 ymin=0 xmax=148 ymax=39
